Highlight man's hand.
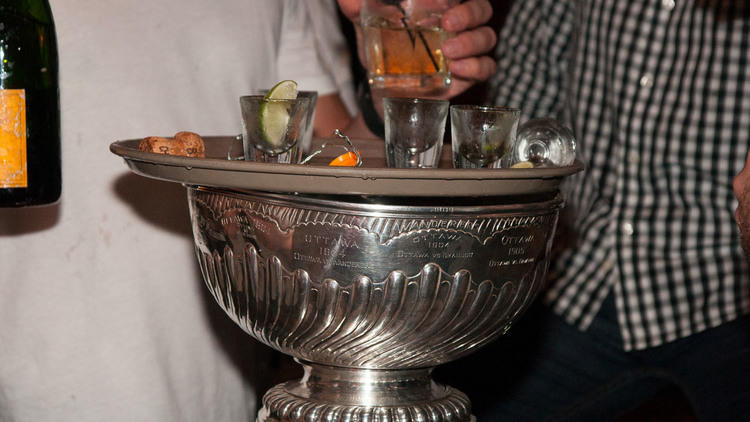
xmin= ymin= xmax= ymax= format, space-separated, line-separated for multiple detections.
xmin=337 ymin=0 xmax=361 ymax=22
xmin=440 ymin=0 xmax=497 ymax=97
xmin=337 ymin=0 xmax=497 ymax=99
xmin=733 ymin=150 xmax=750 ymax=256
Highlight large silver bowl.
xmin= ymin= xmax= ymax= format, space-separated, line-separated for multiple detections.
xmin=190 ymin=187 xmax=561 ymax=422
xmin=111 ymin=137 xmax=582 ymax=422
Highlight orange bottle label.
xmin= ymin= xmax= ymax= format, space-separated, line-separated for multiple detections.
xmin=0 ymin=89 xmax=28 ymax=188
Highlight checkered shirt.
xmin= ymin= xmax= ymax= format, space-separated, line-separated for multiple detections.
xmin=490 ymin=0 xmax=750 ymax=350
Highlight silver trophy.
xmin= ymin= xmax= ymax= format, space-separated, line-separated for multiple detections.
xmin=112 ymin=136 xmax=581 ymax=422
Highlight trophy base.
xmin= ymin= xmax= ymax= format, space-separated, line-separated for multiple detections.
xmin=257 ymin=361 xmax=473 ymax=422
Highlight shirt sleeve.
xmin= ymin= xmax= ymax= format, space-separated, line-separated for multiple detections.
xmin=277 ymin=0 xmax=338 ymax=96
xmin=305 ymin=0 xmax=358 ymax=117
xmin=489 ymin=0 xmax=576 ymax=122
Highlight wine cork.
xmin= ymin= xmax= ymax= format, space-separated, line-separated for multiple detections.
xmin=138 ymin=132 xmax=205 ymax=158
xmin=173 ymin=131 xmax=206 ymax=157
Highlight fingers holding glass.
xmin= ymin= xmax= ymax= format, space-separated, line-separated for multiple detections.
xmin=441 ymin=0 xmax=493 ymax=32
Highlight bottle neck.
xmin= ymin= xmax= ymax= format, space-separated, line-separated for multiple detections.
xmin=0 ymin=0 xmax=53 ymax=25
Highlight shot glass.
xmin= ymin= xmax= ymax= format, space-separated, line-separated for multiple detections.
xmin=383 ymin=97 xmax=449 ymax=168
xmin=256 ymin=90 xmax=318 ymax=155
xmin=361 ymin=0 xmax=459 ymax=96
xmin=240 ymin=95 xmax=312 ymax=164
xmin=450 ymin=105 xmax=520 ymax=168
xmin=507 ymin=118 xmax=577 ymax=167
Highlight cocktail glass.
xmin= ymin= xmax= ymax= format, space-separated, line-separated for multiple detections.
xmin=361 ymin=0 xmax=459 ymax=96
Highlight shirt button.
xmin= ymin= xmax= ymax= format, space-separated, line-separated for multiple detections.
xmin=602 ymin=258 xmax=614 ymax=271
xmin=627 ymin=152 xmax=639 ymax=164
xmin=622 ymin=223 xmax=634 ymax=236
xmin=662 ymin=0 xmax=675 ymax=10
xmin=639 ymin=74 xmax=654 ymax=88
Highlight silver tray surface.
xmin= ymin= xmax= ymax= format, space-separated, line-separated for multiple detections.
xmin=110 ymin=136 xmax=583 ymax=197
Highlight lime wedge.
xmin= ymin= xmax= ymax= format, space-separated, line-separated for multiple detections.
xmin=259 ymin=80 xmax=298 ymax=149
xmin=265 ymin=80 xmax=298 ymax=100
xmin=511 ymin=161 xmax=534 ymax=168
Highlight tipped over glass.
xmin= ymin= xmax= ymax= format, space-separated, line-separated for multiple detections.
xmin=508 ymin=118 xmax=577 ymax=167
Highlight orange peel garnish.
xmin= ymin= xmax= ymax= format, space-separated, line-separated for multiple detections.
xmin=300 ymin=129 xmax=363 ymax=167
xmin=329 ymin=151 xmax=359 ymax=167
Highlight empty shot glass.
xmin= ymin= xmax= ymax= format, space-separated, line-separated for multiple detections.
xmin=450 ymin=105 xmax=520 ymax=168
xmin=298 ymin=91 xmax=318 ymax=155
xmin=240 ymin=95 xmax=312 ymax=164
xmin=508 ymin=118 xmax=577 ymax=167
xmin=383 ymin=97 xmax=449 ymax=168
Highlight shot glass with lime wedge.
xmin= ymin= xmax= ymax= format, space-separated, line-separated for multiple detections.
xmin=240 ymin=80 xmax=312 ymax=164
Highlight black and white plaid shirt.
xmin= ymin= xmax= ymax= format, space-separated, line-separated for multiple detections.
xmin=490 ymin=0 xmax=750 ymax=350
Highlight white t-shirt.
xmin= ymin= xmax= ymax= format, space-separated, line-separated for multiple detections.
xmin=278 ymin=0 xmax=358 ymax=116
xmin=0 ymin=1 xmax=350 ymax=420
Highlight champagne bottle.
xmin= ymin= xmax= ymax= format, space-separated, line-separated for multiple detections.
xmin=0 ymin=0 xmax=60 ymax=207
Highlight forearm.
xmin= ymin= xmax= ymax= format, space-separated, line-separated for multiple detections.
xmin=314 ymin=93 xmax=353 ymax=138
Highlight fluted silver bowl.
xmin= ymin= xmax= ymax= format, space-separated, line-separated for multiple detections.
xmin=108 ymin=135 xmax=579 ymax=422
xmin=188 ymin=186 xmax=562 ymax=422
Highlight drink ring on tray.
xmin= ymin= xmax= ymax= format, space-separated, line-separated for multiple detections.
xmin=300 ymin=129 xmax=363 ymax=167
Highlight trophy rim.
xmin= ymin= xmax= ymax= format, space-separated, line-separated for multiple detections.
xmin=196 ymin=186 xmax=565 ymax=216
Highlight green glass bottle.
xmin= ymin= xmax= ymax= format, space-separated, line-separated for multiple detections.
xmin=0 ymin=0 xmax=60 ymax=206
